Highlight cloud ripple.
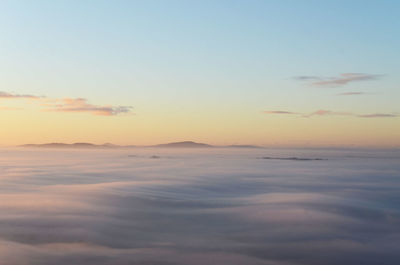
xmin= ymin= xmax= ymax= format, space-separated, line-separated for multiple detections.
xmin=0 ymin=148 xmax=399 ymax=265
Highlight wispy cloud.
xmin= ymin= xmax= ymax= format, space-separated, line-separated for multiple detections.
xmin=264 ymin=109 xmax=398 ymax=118
xmin=305 ymin=109 xmax=352 ymax=117
xmin=294 ymin=73 xmax=381 ymax=87
xmin=293 ymin=76 xmax=320 ymax=81
xmin=0 ymin=91 xmax=42 ymax=99
xmin=263 ymin=110 xmax=298 ymax=115
xmin=0 ymin=91 xmax=132 ymax=116
xmin=337 ymin=92 xmax=368 ymax=96
xmin=358 ymin=113 xmax=398 ymax=118
xmin=42 ymin=98 xmax=132 ymax=116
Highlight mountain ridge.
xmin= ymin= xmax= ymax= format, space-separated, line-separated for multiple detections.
xmin=20 ymin=141 xmax=262 ymax=149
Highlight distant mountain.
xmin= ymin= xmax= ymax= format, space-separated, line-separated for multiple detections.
xmin=20 ymin=141 xmax=261 ymax=149
xmin=153 ymin=141 xmax=213 ymax=148
xmin=103 ymin=143 xmax=120 ymax=147
xmin=20 ymin=143 xmax=119 ymax=149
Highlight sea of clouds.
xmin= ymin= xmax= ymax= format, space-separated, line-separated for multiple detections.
xmin=0 ymin=147 xmax=399 ymax=265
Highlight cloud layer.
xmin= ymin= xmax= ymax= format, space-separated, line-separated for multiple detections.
xmin=263 ymin=111 xmax=298 ymax=115
xmin=294 ymin=73 xmax=381 ymax=87
xmin=337 ymin=92 xmax=368 ymax=96
xmin=0 ymin=91 xmax=132 ymax=116
xmin=0 ymin=91 xmax=42 ymax=99
xmin=264 ymin=109 xmax=398 ymax=118
xmin=42 ymin=98 xmax=132 ymax=116
xmin=0 ymin=147 xmax=399 ymax=265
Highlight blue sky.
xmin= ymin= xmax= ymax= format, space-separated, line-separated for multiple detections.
xmin=0 ymin=0 xmax=399 ymax=146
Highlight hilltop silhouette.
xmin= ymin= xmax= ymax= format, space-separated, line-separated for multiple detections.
xmin=21 ymin=141 xmax=262 ymax=149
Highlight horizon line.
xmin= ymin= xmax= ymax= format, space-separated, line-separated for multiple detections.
xmin=2 ymin=141 xmax=399 ymax=150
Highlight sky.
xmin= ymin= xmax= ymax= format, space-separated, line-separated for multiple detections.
xmin=0 ymin=0 xmax=399 ymax=147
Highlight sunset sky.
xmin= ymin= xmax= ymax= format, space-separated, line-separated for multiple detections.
xmin=1 ymin=0 xmax=399 ymax=147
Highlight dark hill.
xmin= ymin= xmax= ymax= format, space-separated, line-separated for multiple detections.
xmin=153 ymin=141 xmax=213 ymax=148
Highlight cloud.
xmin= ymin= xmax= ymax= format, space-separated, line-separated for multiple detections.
xmin=264 ymin=109 xmax=398 ymax=118
xmin=263 ymin=111 xmax=298 ymax=115
xmin=308 ymin=109 xmax=333 ymax=116
xmin=358 ymin=113 xmax=398 ymax=118
xmin=292 ymin=76 xmax=321 ymax=81
xmin=305 ymin=109 xmax=352 ymax=117
xmin=0 ymin=148 xmax=399 ymax=264
xmin=0 ymin=91 xmax=132 ymax=116
xmin=43 ymin=98 xmax=132 ymax=116
xmin=294 ymin=73 xmax=381 ymax=87
xmin=337 ymin=92 xmax=368 ymax=96
xmin=0 ymin=91 xmax=42 ymax=99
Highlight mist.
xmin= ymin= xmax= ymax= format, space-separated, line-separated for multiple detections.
xmin=0 ymin=147 xmax=399 ymax=265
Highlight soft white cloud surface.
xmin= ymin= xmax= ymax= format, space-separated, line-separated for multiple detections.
xmin=0 ymin=147 xmax=399 ymax=265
